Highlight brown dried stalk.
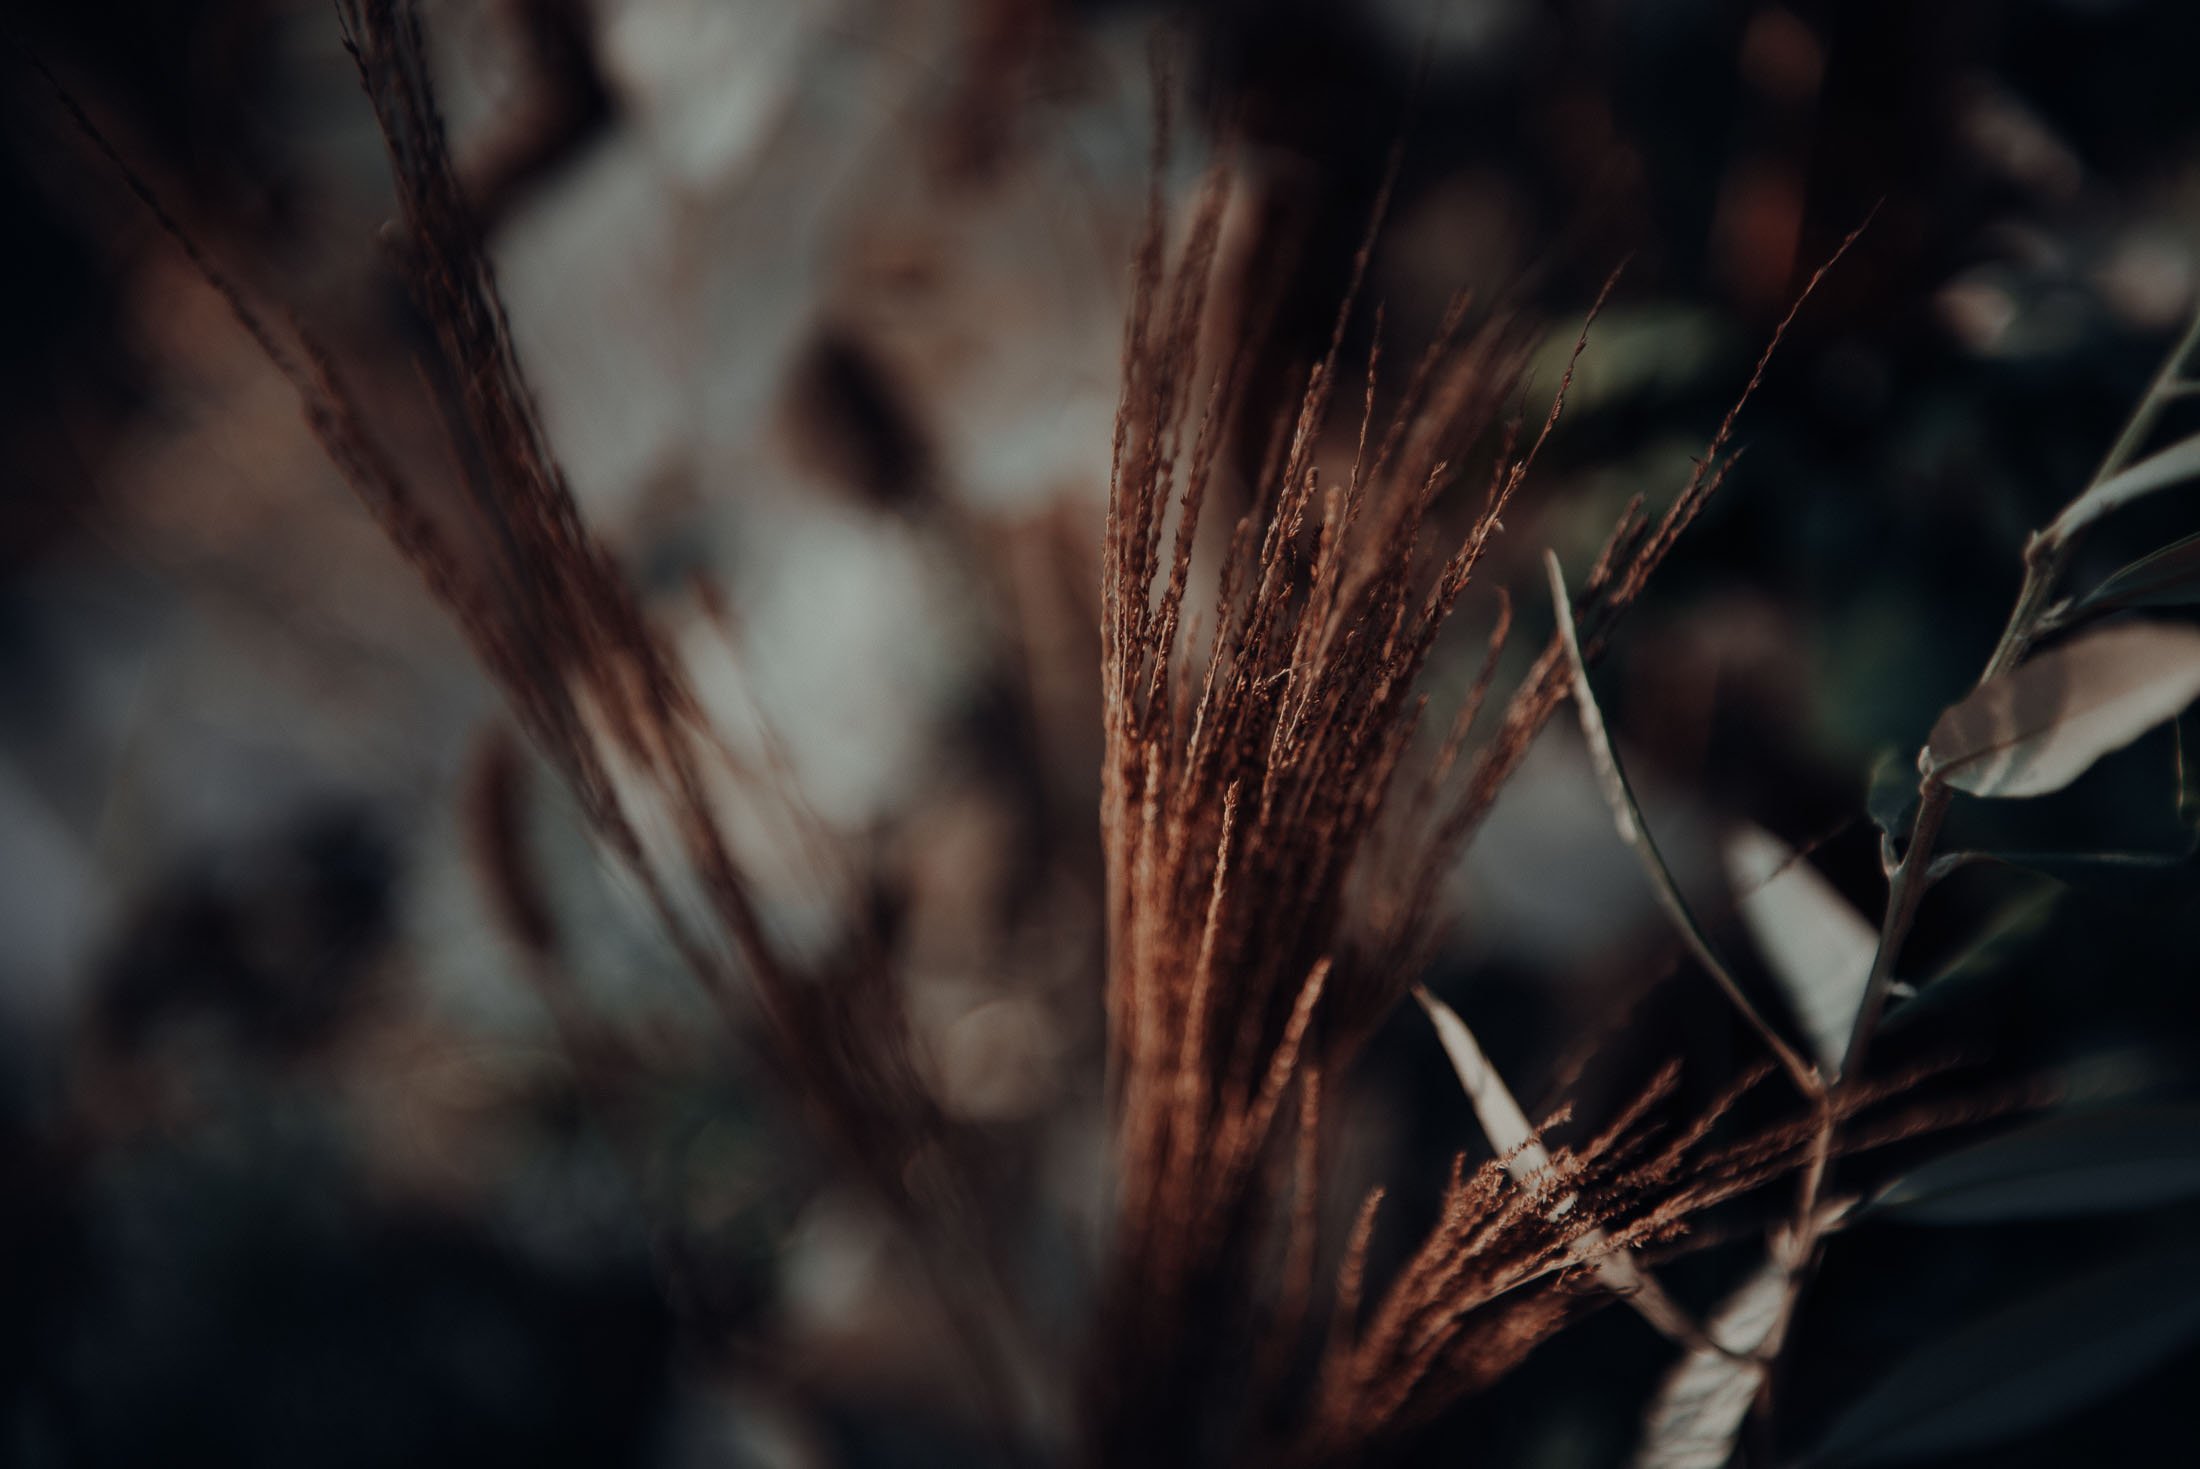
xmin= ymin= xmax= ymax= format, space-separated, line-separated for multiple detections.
xmin=1305 ymin=226 xmax=1879 ymax=1459
xmin=62 ymin=4 xmax=1890 ymax=1453
xmin=323 ymin=0 xmax=1045 ymax=1426
xmin=1389 ymin=217 xmax=1870 ymax=980
xmin=1086 ymin=126 xmax=1611 ymax=1453
xmin=322 ymin=0 xmax=983 ymax=1280
xmin=1302 ymin=1061 xmax=1955 ymax=1457
xmin=53 ymin=0 xmax=1031 ymax=1438
xmin=1089 ymin=141 xmax=1874 ymax=1459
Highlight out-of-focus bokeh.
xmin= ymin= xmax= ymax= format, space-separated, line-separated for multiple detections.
xmin=6 ymin=1 xmax=2200 ymax=1465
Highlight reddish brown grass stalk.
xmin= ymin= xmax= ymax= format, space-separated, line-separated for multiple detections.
xmin=1088 ymin=143 xmax=1870 ymax=1459
xmin=321 ymin=0 xmax=975 ymax=1266
xmin=321 ymin=2 xmax=1042 ymax=1426
xmin=1300 ymin=1062 xmax=1927 ymax=1456
xmin=62 ymin=6 xmax=1893 ymax=1453
xmin=1087 ymin=139 xmax=1582 ymax=1455
xmin=57 ymin=0 xmax=1032 ymax=1438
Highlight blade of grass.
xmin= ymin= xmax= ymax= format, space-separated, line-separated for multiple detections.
xmin=1544 ymin=552 xmax=1820 ymax=1096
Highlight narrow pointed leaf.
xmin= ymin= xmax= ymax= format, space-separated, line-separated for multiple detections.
xmin=1921 ymin=882 xmax=2060 ymax=985
xmin=1544 ymin=552 xmax=1816 ymax=1090
xmin=1415 ymin=985 xmax=1701 ymax=1344
xmin=1724 ymin=826 xmax=1876 ymax=1076
xmin=1415 ymin=985 xmax=1546 ymax=1172
xmin=2072 ymin=531 xmax=2200 ymax=618
xmin=1922 ymin=621 xmax=2200 ymax=797
xmin=1633 ymin=1250 xmax=1794 ymax=1469
xmin=1879 ymin=881 xmax=2062 ymax=1033
xmin=1807 ymin=1245 xmax=2200 ymax=1467
xmin=2045 ymin=432 xmax=2200 ymax=545
xmin=1871 ymin=1105 xmax=2200 ymax=1223
xmin=1928 ymin=844 xmax=2198 ymax=897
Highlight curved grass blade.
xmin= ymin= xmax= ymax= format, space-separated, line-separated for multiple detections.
xmin=2045 ymin=433 xmax=2200 ymax=547
xmin=2071 ymin=531 xmax=2200 ymax=619
xmin=1545 ymin=552 xmax=1818 ymax=1094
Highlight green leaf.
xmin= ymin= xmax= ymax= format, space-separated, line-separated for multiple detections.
xmin=2072 ymin=531 xmax=2200 ymax=618
xmin=1931 ymin=845 xmax=2197 ymax=900
xmin=1923 ymin=621 xmax=2200 ymax=798
xmin=1924 ymin=726 xmax=2199 ymax=892
xmin=1807 ymin=1244 xmax=2200 ymax=1466
xmin=1723 ymin=826 xmax=1876 ymax=1076
xmin=2044 ymin=433 xmax=2200 ymax=546
xmin=1878 ymin=881 xmax=2062 ymax=1033
xmin=1872 ymin=1106 xmax=2200 ymax=1223
xmin=1918 ymin=881 xmax=2062 ymax=987
xmin=1866 ymin=747 xmax=1918 ymax=847
xmin=1632 ymin=1249 xmax=1795 ymax=1469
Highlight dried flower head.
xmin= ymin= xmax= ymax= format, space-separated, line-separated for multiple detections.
xmin=1088 ymin=127 xmax=1870 ymax=1458
xmin=1087 ymin=130 xmax=1575 ymax=1453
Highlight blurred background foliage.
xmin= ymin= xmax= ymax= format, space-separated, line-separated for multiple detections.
xmin=5 ymin=0 xmax=2200 ymax=1465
